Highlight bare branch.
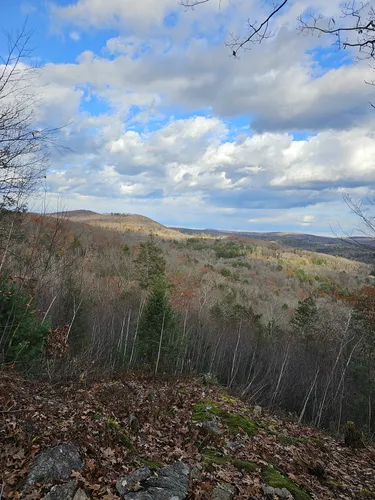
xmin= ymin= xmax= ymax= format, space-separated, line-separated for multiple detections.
xmin=0 ymin=25 xmax=65 ymax=211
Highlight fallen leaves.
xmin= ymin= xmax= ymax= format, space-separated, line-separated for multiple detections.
xmin=0 ymin=370 xmax=375 ymax=498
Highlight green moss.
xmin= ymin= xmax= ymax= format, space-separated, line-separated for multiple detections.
xmin=359 ymin=489 xmax=375 ymax=497
xmin=262 ymin=466 xmax=311 ymax=500
xmin=141 ymin=459 xmax=164 ymax=470
xmin=92 ymin=413 xmax=103 ymax=421
xmin=221 ymin=411 xmax=257 ymax=437
xmin=107 ymin=418 xmax=136 ymax=451
xmin=232 ymin=459 xmax=258 ymax=473
xmin=328 ymin=480 xmax=343 ymax=489
xmin=202 ymin=449 xmax=258 ymax=474
xmin=220 ymin=394 xmax=237 ymax=405
xmin=192 ymin=401 xmax=257 ymax=437
xmin=278 ymin=435 xmax=322 ymax=446
xmin=192 ymin=401 xmax=220 ymax=423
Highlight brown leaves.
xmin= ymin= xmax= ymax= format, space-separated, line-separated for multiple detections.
xmin=1 ymin=372 xmax=375 ymax=498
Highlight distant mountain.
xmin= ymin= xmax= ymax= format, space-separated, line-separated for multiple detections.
xmin=57 ymin=211 xmax=184 ymax=239
xmin=50 ymin=209 xmax=99 ymax=218
xmin=170 ymin=227 xmax=375 ymax=263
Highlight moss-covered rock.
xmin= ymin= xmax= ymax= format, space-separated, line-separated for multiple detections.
xmin=192 ymin=401 xmax=220 ymax=423
xmin=221 ymin=410 xmax=257 ymax=437
xmin=192 ymin=401 xmax=257 ymax=437
xmin=232 ymin=459 xmax=258 ymax=473
xmin=262 ymin=466 xmax=312 ymax=500
xmin=202 ymin=449 xmax=258 ymax=474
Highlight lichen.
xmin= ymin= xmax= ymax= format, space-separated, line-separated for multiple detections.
xmin=262 ymin=465 xmax=311 ymax=500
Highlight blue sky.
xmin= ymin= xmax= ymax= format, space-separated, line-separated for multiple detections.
xmin=2 ymin=0 xmax=375 ymax=235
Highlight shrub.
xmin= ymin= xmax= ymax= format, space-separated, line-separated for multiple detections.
xmin=0 ymin=277 xmax=50 ymax=366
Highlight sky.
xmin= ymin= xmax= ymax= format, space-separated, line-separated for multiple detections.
xmin=2 ymin=0 xmax=375 ymax=235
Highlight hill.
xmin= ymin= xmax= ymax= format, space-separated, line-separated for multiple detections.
xmin=57 ymin=211 xmax=186 ymax=240
xmin=2 ymin=371 xmax=375 ymax=499
xmin=50 ymin=209 xmax=99 ymax=218
xmin=171 ymin=227 xmax=375 ymax=264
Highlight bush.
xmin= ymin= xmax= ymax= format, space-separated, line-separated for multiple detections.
xmin=0 ymin=278 xmax=50 ymax=366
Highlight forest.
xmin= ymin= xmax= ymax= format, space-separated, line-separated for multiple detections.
xmin=2 ymin=209 xmax=375 ymax=437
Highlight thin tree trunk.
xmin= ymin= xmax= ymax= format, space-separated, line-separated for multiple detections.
xmin=229 ymin=320 xmax=242 ymax=388
xmin=129 ymin=299 xmax=144 ymax=367
xmin=270 ymin=344 xmax=290 ymax=406
xmin=298 ymin=367 xmax=320 ymax=424
xmin=155 ymin=310 xmax=166 ymax=376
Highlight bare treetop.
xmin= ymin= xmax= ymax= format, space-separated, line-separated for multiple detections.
xmin=0 ymin=26 xmax=63 ymax=212
xmin=180 ymin=0 xmax=375 ymax=60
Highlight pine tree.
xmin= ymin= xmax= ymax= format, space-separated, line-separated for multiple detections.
xmin=291 ymin=296 xmax=318 ymax=341
xmin=134 ymin=235 xmax=166 ymax=290
xmin=137 ymin=275 xmax=178 ymax=372
xmin=0 ymin=278 xmax=50 ymax=366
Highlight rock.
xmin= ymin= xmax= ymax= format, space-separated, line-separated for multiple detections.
xmin=201 ymin=417 xmax=222 ymax=436
xmin=124 ymin=493 xmax=153 ymax=500
xmin=116 ymin=467 xmax=152 ymax=496
xmin=117 ymin=462 xmax=189 ymax=500
xmin=190 ymin=466 xmax=202 ymax=481
xmin=27 ymin=444 xmax=83 ymax=486
xmin=73 ymin=488 xmax=90 ymax=500
xmin=211 ymin=482 xmax=235 ymax=500
xmin=253 ymin=406 xmax=262 ymax=418
xmin=224 ymin=439 xmax=245 ymax=450
xmin=145 ymin=461 xmax=190 ymax=497
xmin=43 ymin=480 xmax=78 ymax=500
xmin=261 ymin=484 xmax=293 ymax=499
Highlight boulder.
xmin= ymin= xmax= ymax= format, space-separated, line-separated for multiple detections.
xmin=261 ymin=484 xmax=293 ymax=499
xmin=43 ymin=482 xmax=90 ymax=500
xmin=116 ymin=468 xmax=152 ymax=497
xmin=201 ymin=417 xmax=222 ymax=436
xmin=43 ymin=480 xmax=78 ymax=500
xmin=211 ymin=482 xmax=235 ymax=500
xmin=116 ymin=461 xmax=190 ymax=499
xmin=26 ymin=444 xmax=83 ymax=486
xmin=73 ymin=488 xmax=90 ymax=500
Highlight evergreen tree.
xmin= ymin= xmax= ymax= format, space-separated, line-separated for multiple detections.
xmin=134 ymin=235 xmax=166 ymax=290
xmin=291 ymin=296 xmax=318 ymax=342
xmin=137 ymin=275 xmax=178 ymax=371
xmin=0 ymin=278 xmax=50 ymax=366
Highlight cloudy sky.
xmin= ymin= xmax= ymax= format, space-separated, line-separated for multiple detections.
xmin=2 ymin=0 xmax=375 ymax=234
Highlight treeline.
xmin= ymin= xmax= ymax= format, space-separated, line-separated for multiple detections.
xmin=1 ymin=212 xmax=375 ymax=438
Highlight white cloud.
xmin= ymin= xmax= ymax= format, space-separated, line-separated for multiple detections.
xmin=50 ymin=0 xmax=177 ymax=32
xmin=69 ymin=31 xmax=81 ymax=41
xmin=21 ymin=0 xmax=375 ymax=233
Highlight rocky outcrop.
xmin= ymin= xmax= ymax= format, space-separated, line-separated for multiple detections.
xmin=26 ymin=444 xmax=83 ymax=486
xmin=116 ymin=461 xmax=190 ymax=499
xmin=211 ymin=482 xmax=235 ymax=500
xmin=261 ymin=484 xmax=293 ymax=499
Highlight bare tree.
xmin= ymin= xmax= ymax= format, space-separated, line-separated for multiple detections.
xmin=0 ymin=25 xmax=60 ymax=212
xmin=180 ymin=0 xmax=375 ymax=60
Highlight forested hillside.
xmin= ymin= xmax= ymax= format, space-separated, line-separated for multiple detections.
xmin=2 ymin=210 xmax=375 ymax=439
